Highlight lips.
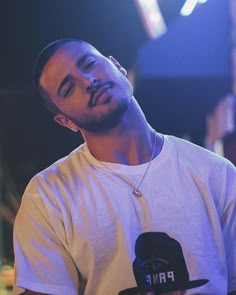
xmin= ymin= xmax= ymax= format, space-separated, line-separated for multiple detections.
xmin=89 ymin=82 xmax=113 ymax=108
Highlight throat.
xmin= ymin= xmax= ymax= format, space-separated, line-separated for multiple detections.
xmin=93 ymin=148 xmax=153 ymax=165
xmin=86 ymin=130 xmax=163 ymax=165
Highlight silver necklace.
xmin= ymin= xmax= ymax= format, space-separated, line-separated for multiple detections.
xmin=96 ymin=130 xmax=157 ymax=198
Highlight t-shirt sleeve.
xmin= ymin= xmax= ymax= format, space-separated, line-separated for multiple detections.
xmin=13 ymin=180 xmax=79 ymax=295
xmin=221 ymin=161 xmax=236 ymax=293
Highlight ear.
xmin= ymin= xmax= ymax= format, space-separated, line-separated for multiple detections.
xmin=54 ymin=113 xmax=79 ymax=132
xmin=108 ymin=56 xmax=127 ymax=76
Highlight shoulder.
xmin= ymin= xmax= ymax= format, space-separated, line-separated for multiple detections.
xmin=163 ymin=134 xmax=236 ymax=179
xmin=165 ymin=134 xmax=233 ymax=166
xmin=17 ymin=144 xmax=89 ymax=219
xmin=33 ymin=143 xmax=88 ymax=184
xmin=21 ymin=143 xmax=92 ymax=199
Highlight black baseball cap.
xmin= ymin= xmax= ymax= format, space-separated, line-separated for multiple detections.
xmin=119 ymin=232 xmax=209 ymax=294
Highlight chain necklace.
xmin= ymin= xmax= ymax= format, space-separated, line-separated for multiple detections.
xmin=96 ymin=130 xmax=157 ymax=198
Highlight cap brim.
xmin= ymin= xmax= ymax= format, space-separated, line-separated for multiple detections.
xmin=119 ymin=279 xmax=209 ymax=295
xmin=184 ymin=279 xmax=209 ymax=289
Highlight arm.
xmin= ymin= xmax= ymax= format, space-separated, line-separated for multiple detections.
xmin=13 ymin=179 xmax=79 ymax=295
xmin=221 ymin=163 xmax=236 ymax=295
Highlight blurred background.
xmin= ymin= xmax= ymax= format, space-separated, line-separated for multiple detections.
xmin=0 ymin=0 xmax=236 ymax=292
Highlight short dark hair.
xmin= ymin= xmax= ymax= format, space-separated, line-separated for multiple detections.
xmin=34 ymin=38 xmax=84 ymax=113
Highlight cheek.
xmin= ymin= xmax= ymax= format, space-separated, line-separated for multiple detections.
xmin=119 ymin=75 xmax=133 ymax=94
xmin=60 ymin=90 xmax=87 ymax=111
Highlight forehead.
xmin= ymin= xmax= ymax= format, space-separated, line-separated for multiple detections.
xmin=52 ymin=41 xmax=100 ymax=62
xmin=40 ymin=42 xmax=102 ymax=90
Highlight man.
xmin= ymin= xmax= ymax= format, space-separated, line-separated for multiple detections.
xmin=13 ymin=39 xmax=236 ymax=295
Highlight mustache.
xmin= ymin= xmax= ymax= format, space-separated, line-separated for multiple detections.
xmin=87 ymin=81 xmax=113 ymax=108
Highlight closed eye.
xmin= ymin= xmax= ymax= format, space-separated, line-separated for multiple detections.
xmin=75 ymin=54 xmax=98 ymax=71
xmin=84 ymin=60 xmax=96 ymax=70
xmin=63 ymin=82 xmax=75 ymax=98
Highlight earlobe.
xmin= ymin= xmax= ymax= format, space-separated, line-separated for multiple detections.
xmin=54 ymin=113 xmax=79 ymax=132
xmin=108 ymin=55 xmax=127 ymax=76
xmin=54 ymin=113 xmax=68 ymax=127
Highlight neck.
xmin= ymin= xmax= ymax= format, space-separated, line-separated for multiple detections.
xmin=80 ymin=98 xmax=163 ymax=165
xmin=87 ymin=128 xmax=154 ymax=164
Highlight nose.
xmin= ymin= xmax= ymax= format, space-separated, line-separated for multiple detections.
xmin=73 ymin=69 xmax=97 ymax=93
xmin=86 ymin=78 xmax=98 ymax=94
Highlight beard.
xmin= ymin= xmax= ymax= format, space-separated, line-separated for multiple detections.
xmin=68 ymin=96 xmax=130 ymax=133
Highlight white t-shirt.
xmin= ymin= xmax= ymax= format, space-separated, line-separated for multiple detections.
xmin=13 ymin=135 xmax=236 ymax=295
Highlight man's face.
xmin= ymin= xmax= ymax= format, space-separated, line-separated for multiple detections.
xmin=40 ymin=41 xmax=133 ymax=132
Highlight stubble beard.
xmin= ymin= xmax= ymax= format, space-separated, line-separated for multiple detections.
xmin=69 ymin=96 xmax=131 ymax=133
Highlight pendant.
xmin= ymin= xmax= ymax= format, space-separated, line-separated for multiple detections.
xmin=132 ymin=189 xmax=143 ymax=198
